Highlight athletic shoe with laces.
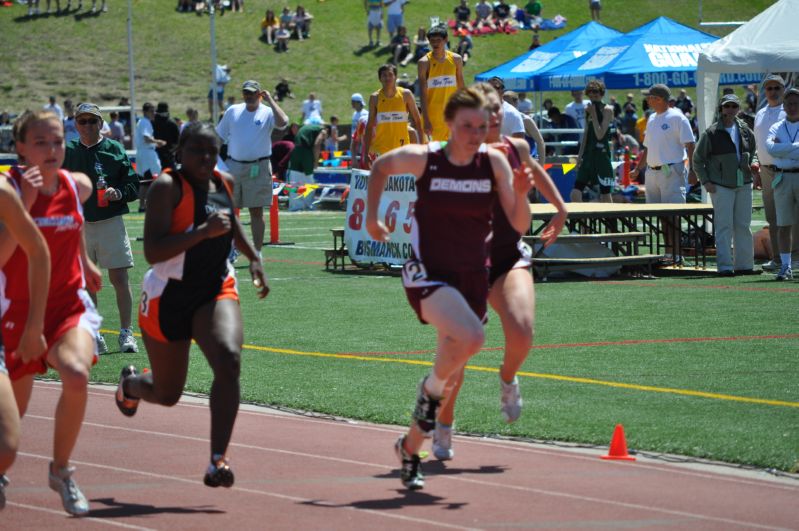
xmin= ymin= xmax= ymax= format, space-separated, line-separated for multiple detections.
xmin=432 ymin=423 xmax=454 ymax=461
xmin=118 ymin=329 xmax=138 ymax=353
xmin=500 ymin=375 xmax=523 ymax=423
xmin=761 ymin=260 xmax=778 ymax=272
xmin=48 ymin=463 xmax=89 ymax=516
xmin=96 ymin=333 xmax=108 ymax=355
xmin=775 ymin=264 xmax=793 ymax=281
xmin=394 ymin=435 xmax=424 ymax=490
xmin=115 ymin=365 xmax=140 ymax=417
xmin=203 ymin=457 xmax=235 ymax=488
xmin=0 ymin=474 xmax=8 ymax=510
xmin=412 ymin=377 xmax=441 ymax=437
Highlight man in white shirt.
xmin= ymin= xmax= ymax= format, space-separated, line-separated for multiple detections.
xmin=217 ymin=80 xmax=288 ymax=252
xmin=630 ymin=84 xmax=696 ymax=264
xmin=301 ymin=93 xmax=323 ymax=125
xmin=517 ymin=92 xmax=533 ymax=114
xmin=565 ymin=90 xmax=586 ymax=129
xmin=487 ymin=77 xmax=525 ymax=139
xmin=208 ymin=64 xmax=231 ymax=120
xmin=753 ymin=74 xmax=797 ymax=272
xmin=43 ymin=96 xmax=64 ymax=121
xmin=385 ymin=0 xmax=408 ymax=39
xmin=765 ymin=87 xmax=799 ymax=280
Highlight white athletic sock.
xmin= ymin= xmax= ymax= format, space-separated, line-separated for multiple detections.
xmin=780 ymin=253 xmax=791 ymax=268
xmin=424 ymin=372 xmax=447 ymax=398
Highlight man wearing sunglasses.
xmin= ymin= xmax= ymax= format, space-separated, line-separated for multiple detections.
xmin=693 ymin=94 xmax=759 ymax=276
xmin=753 ymin=74 xmax=798 ymax=273
xmin=63 ymin=102 xmax=140 ymax=354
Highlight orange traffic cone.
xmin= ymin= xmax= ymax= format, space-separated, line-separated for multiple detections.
xmin=600 ymin=424 xmax=636 ymax=461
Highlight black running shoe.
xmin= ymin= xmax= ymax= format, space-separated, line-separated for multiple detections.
xmin=115 ymin=365 xmax=140 ymax=417
xmin=203 ymin=458 xmax=234 ymax=488
xmin=394 ymin=436 xmax=424 ymax=490
xmin=412 ymin=377 xmax=441 ymax=437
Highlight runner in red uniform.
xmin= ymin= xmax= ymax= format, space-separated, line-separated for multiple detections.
xmin=431 ymin=83 xmax=567 ymax=460
xmin=115 ymin=123 xmax=268 ymax=488
xmin=0 ymin=111 xmax=102 ymax=516
xmin=366 ymin=87 xmax=533 ymax=490
xmin=0 ymin=174 xmax=51 ymax=512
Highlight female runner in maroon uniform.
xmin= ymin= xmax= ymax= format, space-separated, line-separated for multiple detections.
xmin=0 ymin=111 xmax=102 ymax=516
xmin=0 ymin=174 xmax=51 ymax=511
xmin=431 ymin=82 xmax=567 ymax=460
xmin=115 ymin=123 xmax=268 ymax=488
xmin=366 ymin=87 xmax=533 ymax=490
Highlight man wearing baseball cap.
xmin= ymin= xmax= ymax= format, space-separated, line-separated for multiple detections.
xmin=350 ymin=93 xmax=369 ymax=167
xmin=630 ymin=83 xmax=696 ymax=265
xmin=63 ymin=102 xmax=140 ymax=353
xmin=693 ymin=94 xmax=759 ymax=276
xmin=216 ymin=80 xmax=288 ymax=254
xmin=753 ymin=74 xmax=798 ymax=273
xmin=765 ymin=86 xmax=799 ymax=280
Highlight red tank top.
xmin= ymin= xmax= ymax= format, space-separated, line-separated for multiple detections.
xmin=412 ymin=142 xmax=497 ymax=272
xmin=3 ymin=168 xmax=85 ymax=303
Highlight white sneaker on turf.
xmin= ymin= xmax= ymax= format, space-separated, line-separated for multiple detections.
xmin=432 ymin=423 xmax=454 ymax=461
xmin=119 ymin=329 xmax=138 ymax=353
xmin=0 ymin=474 xmax=8 ymax=510
xmin=500 ymin=375 xmax=523 ymax=423
xmin=96 ymin=334 xmax=108 ymax=355
xmin=48 ymin=463 xmax=89 ymax=516
xmin=761 ymin=260 xmax=778 ymax=272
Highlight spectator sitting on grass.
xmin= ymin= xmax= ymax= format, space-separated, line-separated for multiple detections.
xmin=390 ymin=25 xmax=412 ymax=65
xmin=473 ymin=0 xmax=496 ymax=32
xmin=453 ymin=0 xmax=471 ymax=32
xmin=492 ymin=0 xmax=514 ymax=30
xmin=294 ymin=5 xmax=313 ymax=40
xmin=454 ymin=32 xmax=473 ymax=64
xmin=280 ymin=7 xmax=295 ymax=34
xmin=276 ymin=22 xmax=291 ymax=52
xmin=523 ymin=0 xmax=542 ymax=28
xmin=402 ymin=26 xmax=430 ymax=66
xmin=275 ymin=78 xmax=295 ymax=101
xmin=261 ymin=9 xmax=279 ymax=44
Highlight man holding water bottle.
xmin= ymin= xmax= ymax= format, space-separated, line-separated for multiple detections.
xmin=63 ymin=102 xmax=140 ymax=354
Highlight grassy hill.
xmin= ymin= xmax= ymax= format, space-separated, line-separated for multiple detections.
xmin=0 ymin=0 xmax=776 ymax=124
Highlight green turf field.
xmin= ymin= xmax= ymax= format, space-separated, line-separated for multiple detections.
xmin=71 ymin=203 xmax=799 ymax=474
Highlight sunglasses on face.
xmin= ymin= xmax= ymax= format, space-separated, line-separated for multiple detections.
xmin=77 ymin=118 xmax=99 ymax=125
xmin=765 ymin=86 xmax=783 ymax=92
xmin=722 ymin=103 xmax=739 ymax=109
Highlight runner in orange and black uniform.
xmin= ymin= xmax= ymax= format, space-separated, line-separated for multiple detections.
xmin=115 ymin=122 xmax=269 ymax=489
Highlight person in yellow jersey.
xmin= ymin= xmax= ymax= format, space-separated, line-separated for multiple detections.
xmin=362 ymin=63 xmax=426 ymax=169
xmin=418 ymin=25 xmax=465 ymax=142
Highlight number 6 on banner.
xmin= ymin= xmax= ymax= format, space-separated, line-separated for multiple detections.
xmin=385 ymin=200 xmax=400 ymax=233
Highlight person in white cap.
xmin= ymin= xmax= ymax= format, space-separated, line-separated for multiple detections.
xmin=753 ymin=74 xmax=798 ymax=272
xmin=350 ymin=93 xmax=369 ymax=165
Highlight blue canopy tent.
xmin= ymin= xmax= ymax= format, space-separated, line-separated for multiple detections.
xmin=537 ymin=17 xmax=762 ymax=91
xmin=474 ymin=21 xmax=622 ymax=92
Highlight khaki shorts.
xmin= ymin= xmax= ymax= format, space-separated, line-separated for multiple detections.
xmin=225 ymin=158 xmax=272 ymax=209
xmin=85 ymin=216 xmax=134 ymax=270
xmin=645 ymin=163 xmax=687 ymax=204
xmin=774 ymin=171 xmax=799 ymax=226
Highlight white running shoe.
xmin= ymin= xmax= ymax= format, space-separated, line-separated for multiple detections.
xmin=48 ymin=463 xmax=89 ymax=516
xmin=119 ymin=329 xmax=138 ymax=353
xmin=500 ymin=375 xmax=523 ymax=423
xmin=761 ymin=260 xmax=778 ymax=272
xmin=432 ymin=423 xmax=454 ymax=461
xmin=96 ymin=334 xmax=108 ymax=355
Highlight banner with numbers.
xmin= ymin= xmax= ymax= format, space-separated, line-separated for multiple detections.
xmin=345 ymin=169 xmax=418 ymax=266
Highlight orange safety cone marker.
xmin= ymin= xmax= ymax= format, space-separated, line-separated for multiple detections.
xmin=601 ymin=424 xmax=636 ymax=461
xmin=621 ymin=147 xmax=632 ymax=187
xmin=266 ymin=175 xmax=294 ymax=246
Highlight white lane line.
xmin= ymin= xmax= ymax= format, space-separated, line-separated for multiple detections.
xmin=17 ymin=452 xmax=477 ymax=531
xmin=22 ymin=411 xmax=792 ymax=531
xmin=6 ymin=500 xmax=157 ymax=530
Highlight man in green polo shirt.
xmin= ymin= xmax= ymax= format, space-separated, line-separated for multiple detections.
xmin=63 ymin=103 xmax=139 ymax=354
xmin=286 ymin=123 xmax=327 ymax=211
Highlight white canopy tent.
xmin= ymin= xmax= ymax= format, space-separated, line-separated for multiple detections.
xmin=696 ymin=0 xmax=799 ymax=130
